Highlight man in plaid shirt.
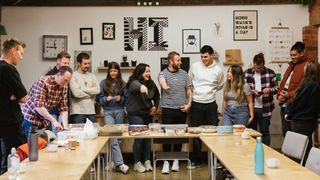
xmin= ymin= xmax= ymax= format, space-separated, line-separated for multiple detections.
xmin=21 ymin=66 xmax=73 ymax=138
xmin=244 ymin=53 xmax=278 ymax=146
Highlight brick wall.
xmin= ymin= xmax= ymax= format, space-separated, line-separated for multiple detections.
xmin=303 ymin=26 xmax=318 ymax=61
xmin=302 ymin=0 xmax=320 ymax=61
xmin=309 ymin=0 xmax=320 ymax=26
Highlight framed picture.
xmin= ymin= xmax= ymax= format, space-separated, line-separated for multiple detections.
xmin=233 ymin=10 xmax=258 ymax=41
xmin=102 ymin=23 xmax=115 ymax=40
xmin=182 ymin=29 xmax=201 ymax=54
xmin=80 ymin=28 xmax=93 ymax=45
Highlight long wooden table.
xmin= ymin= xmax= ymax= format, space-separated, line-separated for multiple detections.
xmin=201 ymin=136 xmax=319 ymax=180
xmin=105 ymin=128 xmax=261 ymax=180
xmin=0 ymin=136 xmax=109 ymax=180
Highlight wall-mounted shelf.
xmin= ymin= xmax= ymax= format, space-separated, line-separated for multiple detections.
xmin=270 ymin=60 xmax=289 ymax=64
xmin=97 ymin=66 xmax=135 ymax=71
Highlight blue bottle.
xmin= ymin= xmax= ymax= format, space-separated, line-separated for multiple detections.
xmin=254 ymin=137 xmax=264 ymax=175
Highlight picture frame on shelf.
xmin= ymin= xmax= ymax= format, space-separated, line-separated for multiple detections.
xmin=102 ymin=23 xmax=115 ymax=40
xmin=80 ymin=28 xmax=93 ymax=45
xmin=233 ymin=10 xmax=258 ymax=41
xmin=182 ymin=29 xmax=201 ymax=54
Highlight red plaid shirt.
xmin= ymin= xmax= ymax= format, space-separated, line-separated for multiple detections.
xmin=22 ymin=76 xmax=68 ymax=128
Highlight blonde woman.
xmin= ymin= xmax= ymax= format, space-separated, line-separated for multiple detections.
xmin=222 ymin=65 xmax=254 ymax=126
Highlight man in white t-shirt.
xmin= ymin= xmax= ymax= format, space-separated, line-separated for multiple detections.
xmin=189 ymin=45 xmax=224 ymax=167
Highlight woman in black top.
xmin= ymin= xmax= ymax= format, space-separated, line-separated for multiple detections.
xmin=286 ymin=60 xmax=320 ymax=163
xmin=126 ymin=63 xmax=160 ymax=173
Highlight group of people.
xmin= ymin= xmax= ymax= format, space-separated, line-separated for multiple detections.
xmin=0 ymin=37 xmax=319 ymax=175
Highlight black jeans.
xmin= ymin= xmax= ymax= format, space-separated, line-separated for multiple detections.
xmin=161 ymin=108 xmax=187 ymax=152
xmin=291 ymin=119 xmax=317 ymax=165
xmin=0 ymin=123 xmax=26 ymax=174
xmin=281 ymin=107 xmax=292 ymax=137
xmin=190 ymin=101 xmax=218 ymax=164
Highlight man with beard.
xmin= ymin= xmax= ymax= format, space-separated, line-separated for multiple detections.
xmin=69 ymin=52 xmax=100 ymax=123
xmin=158 ymin=51 xmax=192 ymax=174
xmin=22 ymin=66 xmax=73 ymax=138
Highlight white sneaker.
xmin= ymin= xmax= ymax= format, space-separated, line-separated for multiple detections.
xmin=134 ymin=161 xmax=146 ymax=173
xmin=144 ymin=160 xmax=153 ymax=171
xmin=161 ymin=161 xmax=170 ymax=174
xmin=116 ymin=164 xmax=129 ymax=174
xmin=171 ymin=160 xmax=179 ymax=172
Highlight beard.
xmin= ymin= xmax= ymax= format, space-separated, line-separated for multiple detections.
xmin=172 ymin=64 xmax=180 ymax=71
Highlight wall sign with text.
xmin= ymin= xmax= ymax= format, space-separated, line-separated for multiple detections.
xmin=233 ymin=10 xmax=258 ymax=41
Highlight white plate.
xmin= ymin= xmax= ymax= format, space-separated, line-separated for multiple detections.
xmin=56 ymin=140 xmax=67 ymax=147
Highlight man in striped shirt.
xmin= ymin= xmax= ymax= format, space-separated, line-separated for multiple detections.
xmin=158 ymin=51 xmax=192 ymax=174
xmin=21 ymin=66 xmax=73 ymax=138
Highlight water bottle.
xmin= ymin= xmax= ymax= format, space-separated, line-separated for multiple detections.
xmin=254 ymin=137 xmax=264 ymax=174
xmin=7 ymin=147 xmax=20 ymax=179
xmin=28 ymin=126 xmax=38 ymax=161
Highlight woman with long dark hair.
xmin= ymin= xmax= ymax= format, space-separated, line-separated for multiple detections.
xmin=126 ymin=63 xmax=160 ymax=173
xmin=222 ymin=65 xmax=254 ymax=126
xmin=285 ymin=60 xmax=320 ymax=162
xmin=96 ymin=62 xmax=129 ymax=173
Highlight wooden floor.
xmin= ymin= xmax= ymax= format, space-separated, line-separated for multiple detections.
xmin=84 ymin=161 xmax=210 ymax=180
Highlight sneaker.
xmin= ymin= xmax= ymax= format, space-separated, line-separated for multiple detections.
xmin=187 ymin=162 xmax=200 ymax=169
xmin=144 ymin=160 xmax=153 ymax=171
xmin=161 ymin=161 xmax=170 ymax=174
xmin=171 ymin=160 xmax=179 ymax=172
xmin=134 ymin=161 xmax=146 ymax=173
xmin=116 ymin=164 xmax=129 ymax=174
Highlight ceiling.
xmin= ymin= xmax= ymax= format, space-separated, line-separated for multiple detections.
xmin=0 ymin=0 xmax=297 ymax=6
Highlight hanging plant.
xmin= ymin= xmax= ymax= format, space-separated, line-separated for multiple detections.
xmin=294 ymin=0 xmax=314 ymax=5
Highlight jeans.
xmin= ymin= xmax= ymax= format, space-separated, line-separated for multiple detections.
xmin=128 ymin=113 xmax=152 ymax=163
xmin=0 ymin=123 xmax=26 ymax=174
xmin=104 ymin=109 xmax=125 ymax=166
xmin=190 ymin=101 xmax=218 ymax=164
xmin=291 ymin=119 xmax=318 ymax=165
xmin=223 ymin=105 xmax=249 ymax=126
xmin=248 ymin=108 xmax=271 ymax=146
xmin=281 ymin=107 xmax=292 ymax=137
xmin=0 ymin=139 xmax=6 ymax=175
xmin=69 ymin=114 xmax=96 ymax=124
xmin=161 ymin=108 xmax=187 ymax=152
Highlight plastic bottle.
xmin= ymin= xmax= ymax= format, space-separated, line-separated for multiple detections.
xmin=28 ymin=126 xmax=38 ymax=161
xmin=254 ymin=137 xmax=264 ymax=175
xmin=7 ymin=147 xmax=20 ymax=179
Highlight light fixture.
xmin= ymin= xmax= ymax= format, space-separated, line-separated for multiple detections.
xmin=0 ymin=24 xmax=7 ymax=35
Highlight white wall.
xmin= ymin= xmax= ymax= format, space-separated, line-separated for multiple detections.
xmin=1 ymin=5 xmax=308 ymax=136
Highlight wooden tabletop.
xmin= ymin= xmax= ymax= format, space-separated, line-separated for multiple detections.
xmin=0 ymin=136 xmax=108 ymax=180
xmin=200 ymin=136 xmax=319 ymax=180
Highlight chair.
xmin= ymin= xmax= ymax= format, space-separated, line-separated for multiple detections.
xmin=305 ymin=147 xmax=320 ymax=175
xmin=152 ymin=124 xmax=192 ymax=180
xmin=281 ymin=131 xmax=309 ymax=165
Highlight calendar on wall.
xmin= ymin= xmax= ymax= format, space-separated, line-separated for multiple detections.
xmin=268 ymin=26 xmax=292 ymax=63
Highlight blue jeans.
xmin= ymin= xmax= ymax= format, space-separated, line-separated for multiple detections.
xmin=223 ymin=105 xmax=249 ymax=126
xmin=104 ymin=109 xmax=125 ymax=166
xmin=248 ymin=108 xmax=271 ymax=146
xmin=69 ymin=114 xmax=95 ymax=124
xmin=128 ymin=113 xmax=152 ymax=163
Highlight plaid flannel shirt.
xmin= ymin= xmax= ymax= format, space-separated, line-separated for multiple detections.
xmin=244 ymin=67 xmax=278 ymax=117
xmin=22 ymin=76 xmax=68 ymax=128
